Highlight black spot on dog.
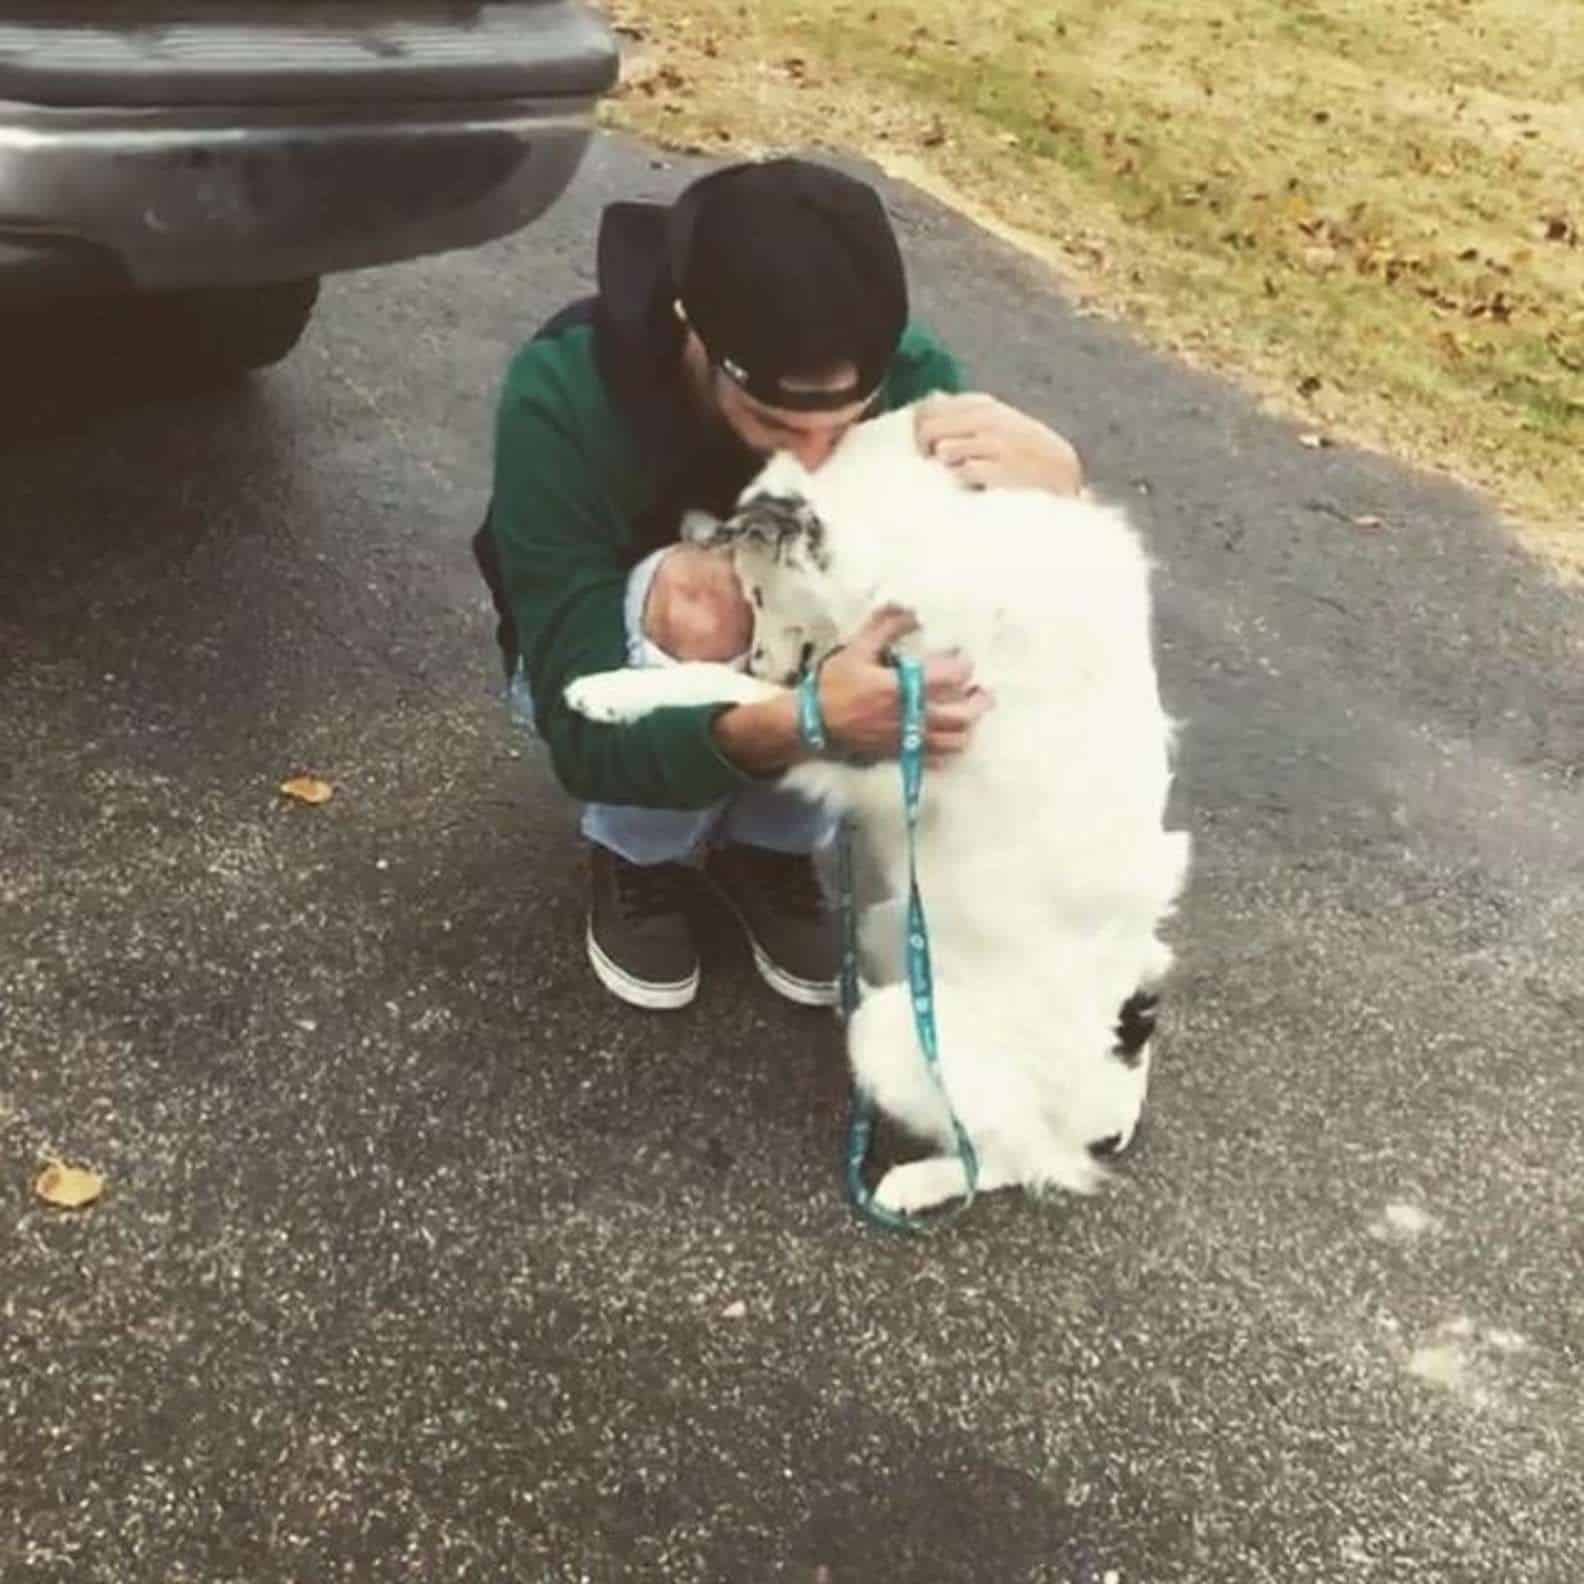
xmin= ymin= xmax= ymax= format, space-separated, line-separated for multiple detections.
xmin=730 ymin=491 xmax=831 ymax=572
xmin=751 ymin=585 xmax=764 ymax=609
xmin=1111 ymin=989 xmax=1160 ymax=1070
xmin=1088 ymin=989 xmax=1161 ymax=1158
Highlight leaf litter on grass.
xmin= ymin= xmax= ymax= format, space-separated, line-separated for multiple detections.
xmin=605 ymin=0 xmax=1584 ymax=577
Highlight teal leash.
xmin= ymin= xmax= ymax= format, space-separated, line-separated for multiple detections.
xmin=800 ymin=657 xmax=980 ymax=1232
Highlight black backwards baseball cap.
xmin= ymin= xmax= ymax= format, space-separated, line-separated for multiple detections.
xmin=666 ymin=159 xmax=909 ymax=413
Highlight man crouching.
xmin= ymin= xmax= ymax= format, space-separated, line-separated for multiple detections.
xmin=475 ymin=157 xmax=1083 ymax=1009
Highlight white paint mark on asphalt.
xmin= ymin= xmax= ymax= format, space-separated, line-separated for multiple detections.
xmin=1407 ymin=1339 xmax=1472 ymax=1391
xmin=1396 ymin=1315 xmax=1536 ymax=1415
xmin=1370 ymin=1201 xmax=1439 ymax=1240
xmin=1485 ymin=1328 xmax=1529 ymax=1354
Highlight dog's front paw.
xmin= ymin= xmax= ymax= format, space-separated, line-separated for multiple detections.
xmin=564 ymin=671 xmax=651 ymax=724
xmin=873 ymin=1156 xmax=971 ymax=1216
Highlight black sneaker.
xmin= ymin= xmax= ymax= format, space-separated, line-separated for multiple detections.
xmin=586 ymin=842 xmax=700 ymax=1010
xmin=703 ymin=842 xmax=839 ymax=1007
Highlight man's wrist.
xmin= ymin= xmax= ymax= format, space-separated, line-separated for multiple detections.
xmin=710 ymin=691 xmax=810 ymax=776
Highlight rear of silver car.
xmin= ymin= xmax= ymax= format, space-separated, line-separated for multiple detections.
xmin=0 ymin=0 xmax=617 ymax=373
xmin=0 ymin=0 xmax=618 ymax=291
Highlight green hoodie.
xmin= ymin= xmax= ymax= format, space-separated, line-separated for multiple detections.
xmin=485 ymin=208 xmax=963 ymax=810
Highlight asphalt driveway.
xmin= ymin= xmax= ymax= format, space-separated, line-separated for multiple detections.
xmin=2 ymin=134 xmax=1581 ymax=1583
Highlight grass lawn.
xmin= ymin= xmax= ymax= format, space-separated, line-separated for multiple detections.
xmin=601 ymin=0 xmax=1583 ymax=576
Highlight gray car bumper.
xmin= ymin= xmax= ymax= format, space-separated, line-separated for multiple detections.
xmin=0 ymin=95 xmax=599 ymax=292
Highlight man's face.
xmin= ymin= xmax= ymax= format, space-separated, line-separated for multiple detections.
xmin=690 ymin=336 xmax=873 ymax=472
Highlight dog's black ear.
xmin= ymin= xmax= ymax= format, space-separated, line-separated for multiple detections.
xmin=730 ymin=491 xmax=831 ymax=572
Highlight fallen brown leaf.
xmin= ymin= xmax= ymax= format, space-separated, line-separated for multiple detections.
xmin=1548 ymin=333 xmax=1583 ymax=372
xmin=280 ymin=775 xmax=334 ymax=806
xmin=35 ymin=1161 xmax=104 ymax=1209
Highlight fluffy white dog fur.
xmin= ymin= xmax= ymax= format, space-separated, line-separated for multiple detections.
xmin=567 ymin=403 xmax=1189 ymax=1215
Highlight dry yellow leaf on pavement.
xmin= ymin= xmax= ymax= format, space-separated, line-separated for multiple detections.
xmin=35 ymin=1161 xmax=104 ymax=1209
xmin=280 ymin=775 xmax=334 ymax=805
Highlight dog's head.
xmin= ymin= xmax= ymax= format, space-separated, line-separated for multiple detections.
xmin=685 ymin=481 xmax=843 ymax=686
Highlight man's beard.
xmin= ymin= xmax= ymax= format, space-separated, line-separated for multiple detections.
xmin=695 ymin=409 xmax=769 ymax=514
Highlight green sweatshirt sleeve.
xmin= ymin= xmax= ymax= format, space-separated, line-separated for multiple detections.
xmin=491 ymin=335 xmax=756 ymax=810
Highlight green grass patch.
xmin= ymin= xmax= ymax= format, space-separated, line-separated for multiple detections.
xmin=607 ymin=0 xmax=1584 ymax=572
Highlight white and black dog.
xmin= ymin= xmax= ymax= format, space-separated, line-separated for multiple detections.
xmin=567 ymin=403 xmax=1190 ymax=1214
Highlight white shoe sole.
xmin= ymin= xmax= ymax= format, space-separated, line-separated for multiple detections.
xmin=586 ymin=923 xmax=699 ymax=1011
xmin=746 ymin=937 xmax=840 ymax=1008
xmin=701 ymin=874 xmax=839 ymax=1007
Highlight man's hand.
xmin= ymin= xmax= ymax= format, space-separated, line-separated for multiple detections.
xmin=914 ymin=392 xmax=1085 ymax=495
xmin=819 ymin=606 xmax=994 ymax=761
xmin=711 ymin=606 xmax=992 ymax=775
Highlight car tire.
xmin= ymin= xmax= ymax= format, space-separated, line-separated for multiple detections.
xmin=4 ymin=276 xmax=322 ymax=439
xmin=161 ymin=278 xmax=321 ymax=377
